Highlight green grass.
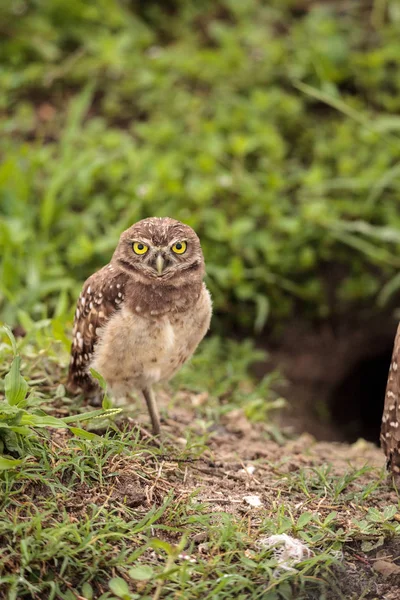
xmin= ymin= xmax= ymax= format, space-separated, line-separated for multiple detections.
xmin=0 ymin=417 xmax=394 ymax=599
xmin=1 ymin=2 xmax=399 ymax=598
xmin=0 ymin=329 xmax=398 ymax=599
xmin=0 ymin=429 xmax=381 ymax=599
xmin=1 ymin=0 xmax=400 ymax=330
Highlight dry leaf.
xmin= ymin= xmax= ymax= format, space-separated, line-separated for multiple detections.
xmin=373 ymin=560 xmax=400 ymax=578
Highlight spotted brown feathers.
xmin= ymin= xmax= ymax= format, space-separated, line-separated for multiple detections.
xmin=381 ymin=324 xmax=400 ymax=475
xmin=66 ymin=217 xmax=212 ymax=434
xmin=67 ymin=266 xmax=128 ymax=395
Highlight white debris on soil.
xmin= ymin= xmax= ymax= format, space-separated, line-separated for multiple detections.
xmin=243 ymin=495 xmax=263 ymax=508
xmin=240 ymin=464 xmax=256 ymax=475
xmin=178 ymin=553 xmax=197 ymax=563
xmin=257 ymin=534 xmax=312 ymax=572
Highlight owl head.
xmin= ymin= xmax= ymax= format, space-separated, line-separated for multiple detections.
xmin=112 ymin=217 xmax=205 ymax=284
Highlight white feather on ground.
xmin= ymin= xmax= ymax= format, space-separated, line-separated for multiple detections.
xmin=257 ymin=534 xmax=312 ymax=573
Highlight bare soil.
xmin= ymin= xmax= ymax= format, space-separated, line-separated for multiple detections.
xmin=166 ymin=403 xmax=399 ymax=599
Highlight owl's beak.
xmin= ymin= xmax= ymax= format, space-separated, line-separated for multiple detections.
xmin=155 ymin=254 xmax=165 ymax=276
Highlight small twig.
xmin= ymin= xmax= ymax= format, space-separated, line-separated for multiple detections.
xmin=238 ymin=458 xmax=262 ymax=485
xmin=201 ymin=498 xmax=242 ymax=504
xmin=148 ymin=461 xmax=165 ymax=503
xmin=136 ymin=424 xmax=162 ymax=447
xmin=352 ymin=553 xmax=371 ymax=566
xmin=370 ymin=554 xmax=393 ymax=562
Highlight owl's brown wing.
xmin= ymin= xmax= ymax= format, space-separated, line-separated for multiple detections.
xmin=381 ymin=323 xmax=400 ymax=475
xmin=66 ymin=265 xmax=128 ymax=396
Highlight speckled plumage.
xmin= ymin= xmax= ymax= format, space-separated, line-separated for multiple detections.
xmin=381 ymin=324 xmax=400 ymax=477
xmin=67 ymin=217 xmax=212 ymax=433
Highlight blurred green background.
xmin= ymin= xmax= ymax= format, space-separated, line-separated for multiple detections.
xmin=1 ymin=0 xmax=400 ymax=333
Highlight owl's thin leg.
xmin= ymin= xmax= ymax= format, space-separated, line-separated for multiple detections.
xmin=142 ymin=387 xmax=161 ymax=435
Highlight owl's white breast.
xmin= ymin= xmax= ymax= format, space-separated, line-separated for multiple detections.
xmin=162 ymin=319 xmax=175 ymax=349
xmin=90 ymin=284 xmax=212 ymax=399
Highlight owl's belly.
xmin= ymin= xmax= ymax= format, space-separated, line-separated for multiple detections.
xmin=90 ymin=288 xmax=211 ymax=397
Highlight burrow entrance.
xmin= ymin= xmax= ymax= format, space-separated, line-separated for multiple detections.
xmin=265 ymin=318 xmax=397 ymax=445
xmin=329 ymin=347 xmax=392 ymax=444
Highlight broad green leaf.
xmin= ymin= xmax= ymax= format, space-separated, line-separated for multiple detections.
xmin=20 ymin=414 xmax=67 ymax=428
xmin=323 ymin=512 xmax=338 ymax=526
xmin=81 ymin=582 xmax=93 ymax=600
xmin=361 ymin=537 xmax=385 ymax=553
xmin=2 ymin=325 xmax=17 ymax=354
xmin=383 ymin=505 xmax=398 ymax=521
xmin=90 ymin=368 xmax=108 ymax=391
xmin=297 ymin=512 xmax=314 ymax=528
xmin=4 ymin=357 xmax=29 ymax=406
xmin=0 ymin=424 xmax=32 ymax=436
xmin=367 ymin=507 xmax=384 ymax=523
xmin=150 ymin=539 xmax=175 ymax=555
xmin=128 ymin=565 xmax=153 ymax=581
xmin=102 ymin=394 xmax=113 ymax=410
xmin=0 ymin=456 xmax=23 ymax=470
xmin=108 ymin=577 xmax=130 ymax=598
xmin=69 ymin=427 xmax=100 ymax=440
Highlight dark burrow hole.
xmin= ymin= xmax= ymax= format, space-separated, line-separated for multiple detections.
xmin=329 ymin=348 xmax=393 ymax=445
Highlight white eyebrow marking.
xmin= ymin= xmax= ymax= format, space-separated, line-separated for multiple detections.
xmin=169 ymin=238 xmax=188 ymax=246
xmin=131 ymin=236 xmax=152 ymax=242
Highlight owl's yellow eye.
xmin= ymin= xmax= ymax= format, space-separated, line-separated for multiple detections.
xmin=171 ymin=241 xmax=187 ymax=254
xmin=133 ymin=242 xmax=149 ymax=255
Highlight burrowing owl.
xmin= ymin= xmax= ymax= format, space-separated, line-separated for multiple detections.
xmin=381 ymin=324 xmax=400 ymax=478
xmin=67 ymin=217 xmax=212 ymax=434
